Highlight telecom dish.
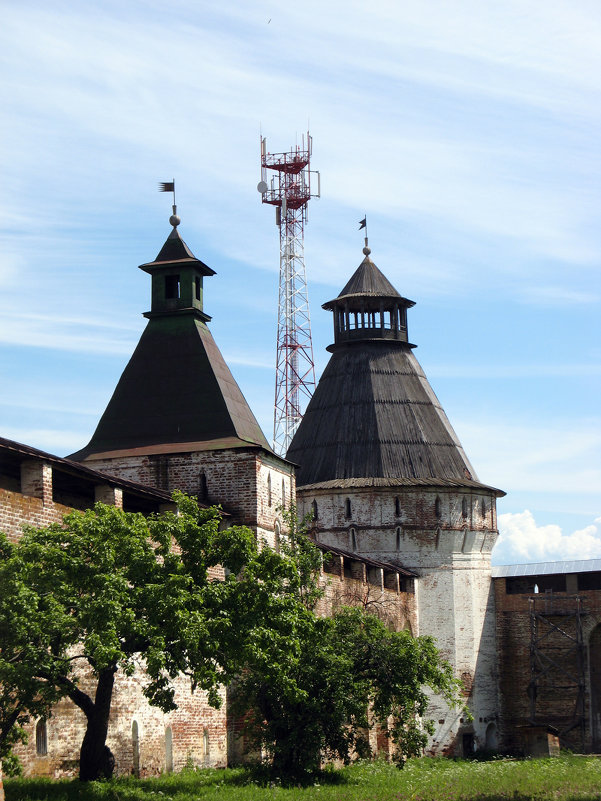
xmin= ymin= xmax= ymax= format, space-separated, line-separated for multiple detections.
xmin=257 ymin=180 xmax=268 ymax=194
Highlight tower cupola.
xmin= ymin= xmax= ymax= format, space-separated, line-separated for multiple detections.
xmin=322 ymin=246 xmax=415 ymax=352
xmin=138 ymin=217 xmax=215 ymax=321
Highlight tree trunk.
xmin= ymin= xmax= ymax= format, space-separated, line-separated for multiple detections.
xmin=0 ymin=761 xmax=4 ymax=801
xmin=78 ymin=668 xmax=116 ymax=781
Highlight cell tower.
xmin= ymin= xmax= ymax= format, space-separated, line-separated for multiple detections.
xmin=258 ymin=132 xmax=320 ymax=456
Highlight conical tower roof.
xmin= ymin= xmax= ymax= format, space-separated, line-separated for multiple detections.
xmin=70 ymin=222 xmax=271 ymax=462
xmin=287 ymin=248 xmax=503 ymax=495
xmin=331 ymin=254 xmax=405 ymax=301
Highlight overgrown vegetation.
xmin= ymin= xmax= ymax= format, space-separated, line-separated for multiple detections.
xmin=4 ymin=756 xmax=601 ymax=801
xmin=0 ymin=499 xmax=461 ymax=782
xmin=0 ymin=496 xmax=319 ymax=781
xmin=231 ymin=509 xmax=462 ymax=777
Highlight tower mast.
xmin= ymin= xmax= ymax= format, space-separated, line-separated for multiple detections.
xmin=259 ymin=132 xmax=320 ymax=456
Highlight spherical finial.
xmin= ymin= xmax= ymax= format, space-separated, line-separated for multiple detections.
xmin=169 ymin=214 xmax=181 ymax=227
xmin=363 ymin=246 xmax=371 ymax=256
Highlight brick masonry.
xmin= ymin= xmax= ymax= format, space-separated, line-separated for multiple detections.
xmin=2 ymin=446 xmax=415 ymax=776
xmin=86 ymin=447 xmax=296 ymax=550
xmin=494 ymin=575 xmax=601 ymax=754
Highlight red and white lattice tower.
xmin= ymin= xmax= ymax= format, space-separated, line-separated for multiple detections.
xmin=259 ymin=132 xmax=320 ymax=456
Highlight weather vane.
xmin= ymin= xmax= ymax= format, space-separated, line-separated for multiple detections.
xmin=359 ymin=215 xmax=370 ymax=254
xmin=159 ymin=180 xmax=180 ymax=227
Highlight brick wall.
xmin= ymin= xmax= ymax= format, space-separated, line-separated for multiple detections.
xmin=494 ymin=576 xmax=601 ymax=753
xmin=1 ymin=454 xmax=229 ymax=777
xmin=14 ymin=667 xmax=228 ymax=777
xmin=87 ymin=448 xmax=296 ymax=550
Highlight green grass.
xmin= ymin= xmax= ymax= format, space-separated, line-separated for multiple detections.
xmin=5 ymin=755 xmax=601 ymax=801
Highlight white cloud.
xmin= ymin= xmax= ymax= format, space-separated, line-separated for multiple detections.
xmin=493 ymin=510 xmax=601 ymax=565
xmin=458 ymin=420 xmax=601 ymax=495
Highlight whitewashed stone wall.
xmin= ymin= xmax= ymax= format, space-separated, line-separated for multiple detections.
xmin=297 ymin=484 xmax=500 ymax=756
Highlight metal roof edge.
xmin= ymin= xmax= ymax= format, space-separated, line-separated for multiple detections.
xmin=492 ymin=559 xmax=601 ymax=578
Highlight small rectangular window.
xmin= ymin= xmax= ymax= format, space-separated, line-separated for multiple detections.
xmin=195 ymin=276 xmax=201 ymax=301
xmin=165 ymin=274 xmax=180 ymax=299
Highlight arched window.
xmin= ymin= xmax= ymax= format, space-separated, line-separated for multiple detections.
xmin=132 ymin=720 xmax=140 ymax=777
xmin=345 ymin=498 xmax=352 ymax=519
xmin=350 ymin=527 xmax=357 ymax=551
xmin=267 ymin=474 xmax=272 ymax=507
xmin=435 ymin=496 xmax=442 ymax=519
xmin=199 ymin=471 xmax=208 ymax=501
xmin=311 ymin=499 xmax=318 ymax=520
xmin=396 ymin=527 xmax=401 ymax=551
xmin=165 ymin=726 xmax=173 ymax=773
xmin=281 ymin=479 xmax=286 ymax=509
xmin=35 ymin=719 xmax=47 ymax=756
xmin=395 ymin=496 xmax=401 ymax=517
xmin=203 ymin=727 xmax=210 ymax=760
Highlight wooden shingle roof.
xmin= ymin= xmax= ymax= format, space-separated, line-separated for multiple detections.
xmin=288 ymin=251 xmax=503 ymax=495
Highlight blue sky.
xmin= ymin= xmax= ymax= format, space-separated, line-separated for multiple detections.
xmin=1 ymin=0 xmax=599 ymax=565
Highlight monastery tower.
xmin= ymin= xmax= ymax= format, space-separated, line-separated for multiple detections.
xmin=288 ymin=244 xmax=505 ymax=755
xmin=70 ymin=216 xmax=293 ymax=549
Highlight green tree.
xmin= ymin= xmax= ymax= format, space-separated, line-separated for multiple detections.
xmin=231 ymin=515 xmax=463 ymax=778
xmin=0 ymin=494 xmax=309 ymax=781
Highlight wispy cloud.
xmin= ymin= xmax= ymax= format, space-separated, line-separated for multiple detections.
xmin=1 ymin=427 xmax=90 ymax=457
xmin=518 ymin=286 xmax=600 ymax=306
xmin=0 ymin=310 xmax=140 ymax=355
xmin=493 ymin=511 xmax=601 ymax=565
xmin=458 ymin=419 xmax=601 ymax=495
xmin=427 ymin=363 xmax=601 ymax=379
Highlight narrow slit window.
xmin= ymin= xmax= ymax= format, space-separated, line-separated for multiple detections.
xmin=267 ymin=474 xmax=272 ymax=507
xmin=345 ymin=498 xmax=351 ymax=519
xmin=194 ymin=275 xmax=201 ymax=301
xmin=435 ymin=496 xmax=442 ymax=519
xmin=312 ymin=499 xmax=318 ymax=520
xmin=350 ymin=527 xmax=357 ymax=551
xmin=396 ymin=526 xmax=401 ymax=551
xmin=395 ymin=496 xmax=401 ymax=517
xmin=462 ymin=497 xmax=468 ymax=519
xmin=165 ymin=726 xmax=173 ymax=773
xmin=281 ymin=479 xmax=286 ymax=508
xmin=36 ymin=719 xmax=47 ymax=756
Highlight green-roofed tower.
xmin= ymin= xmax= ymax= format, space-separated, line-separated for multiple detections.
xmin=70 ymin=214 xmax=294 ymax=541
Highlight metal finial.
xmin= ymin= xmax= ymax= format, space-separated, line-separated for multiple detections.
xmin=169 ymin=204 xmax=180 ymax=227
xmin=363 ymin=245 xmax=371 ymax=256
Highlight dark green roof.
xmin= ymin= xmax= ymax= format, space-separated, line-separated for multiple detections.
xmin=70 ymin=225 xmax=271 ymax=461
xmin=70 ymin=314 xmax=271 ymax=461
